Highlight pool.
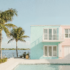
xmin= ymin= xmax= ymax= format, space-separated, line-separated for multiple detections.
xmin=13 ymin=64 xmax=70 ymax=70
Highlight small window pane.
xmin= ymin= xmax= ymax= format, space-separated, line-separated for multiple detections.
xmin=69 ymin=29 xmax=70 ymax=34
xmin=65 ymin=34 xmax=68 ymax=38
xmin=44 ymin=35 xmax=48 ymax=40
xmin=49 ymin=46 xmax=52 ymax=56
xmin=45 ymin=46 xmax=47 ymax=56
xmin=44 ymin=29 xmax=47 ymax=34
xmin=49 ymin=35 xmax=52 ymax=40
xmin=49 ymin=29 xmax=52 ymax=34
xmin=53 ymin=46 xmax=57 ymax=56
xmin=65 ymin=29 xmax=68 ymax=34
xmin=53 ymin=35 xmax=57 ymax=40
xmin=49 ymin=29 xmax=52 ymax=40
xmin=53 ymin=29 xmax=57 ymax=34
xmin=69 ymin=34 xmax=70 ymax=38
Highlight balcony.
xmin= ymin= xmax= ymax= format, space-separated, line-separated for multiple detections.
xmin=42 ymin=35 xmax=64 ymax=42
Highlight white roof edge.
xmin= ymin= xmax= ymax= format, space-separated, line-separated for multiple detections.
xmin=31 ymin=25 xmax=61 ymax=26
xmin=61 ymin=25 xmax=70 ymax=26
xmin=31 ymin=25 xmax=70 ymax=26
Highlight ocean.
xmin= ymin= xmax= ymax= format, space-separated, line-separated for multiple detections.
xmin=2 ymin=50 xmax=30 ymax=58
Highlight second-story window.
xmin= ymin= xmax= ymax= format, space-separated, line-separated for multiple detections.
xmin=44 ymin=29 xmax=48 ymax=40
xmin=65 ymin=29 xmax=70 ymax=38
xmin=43 ymin=29 xmax=57 ymax=40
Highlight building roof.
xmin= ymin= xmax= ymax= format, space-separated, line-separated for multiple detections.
xmin=31 ymin=25 xmax=61 ymax=26
xmin=31 ymin=25 xmax=70 ymax=26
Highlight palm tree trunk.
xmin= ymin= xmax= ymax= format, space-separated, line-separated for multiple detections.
xmin=0 ymin=31 xmax=2 ymax=59
xmin=16 ymin=41 xmax=18 ymax=57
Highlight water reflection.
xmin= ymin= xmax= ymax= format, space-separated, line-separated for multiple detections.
xmin=14 ymin=64 xmax=70 ymax=70
xmin=2 ymin=50 xmax=30 ymax=58
xmin=59 ymin=65 xmax=70 ymax=70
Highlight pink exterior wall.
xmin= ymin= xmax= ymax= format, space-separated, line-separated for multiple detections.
xmin=60 ymin=25 xmax=70 ymax=58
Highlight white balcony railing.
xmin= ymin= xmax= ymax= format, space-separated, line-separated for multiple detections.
xmin=43 ymin=34 xmax=64 ymax=42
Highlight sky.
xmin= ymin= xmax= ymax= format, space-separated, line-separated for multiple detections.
xmin=0 ymin=0 xmax=70 ymax=48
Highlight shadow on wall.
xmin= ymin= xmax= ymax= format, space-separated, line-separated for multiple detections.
xmin=30 ymin=36 xmax=43 ymax=59
xmin=30 ymin=36 xmax=59 ymax=59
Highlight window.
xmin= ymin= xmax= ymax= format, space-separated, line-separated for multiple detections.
xmin=45 ymin=46 xmax=47 ymax=56
xmin=49 ymin=29 xmax=52 ymax=40
xmin=44 ymin=46 xmax=57 ymax=57
xmin=43 ymin=29 xmax=57 ymax=40
xmin=44 ymin=29 xmax=48 ymax=40
xmin=53 ymin=29 xmax=57 ymax=40
xmin=53 ymin=46 xmax=57 ymax=56
xmin=65 ymin=29 xmax=70 ymax=38
xmin=49 ymin=46 xmax=52 ymax=56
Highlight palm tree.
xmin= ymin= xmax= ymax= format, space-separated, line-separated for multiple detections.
xmin=8 ymin=27 xmax=29 ymax=57
xmin=0 ymin=9 xmax=17 ymax=59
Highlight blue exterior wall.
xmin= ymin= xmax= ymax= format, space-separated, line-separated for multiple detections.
xmin=30 ymin=26 xmax=60 ymax=59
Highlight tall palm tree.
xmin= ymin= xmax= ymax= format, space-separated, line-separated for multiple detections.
xmin=0 ymin=9 xmax=17 ymax=59
xmin=8 ymin=27 xmax=29 ymax=57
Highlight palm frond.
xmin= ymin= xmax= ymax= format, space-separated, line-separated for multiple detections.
xmin=8 ymin=27 xmax=29 ymax=43
xmin=17 ymin=27 xmax=25 ymax=36
xmin=17 ymin=27 xmax=24 ymax=33
xmin=5 ymin=24 xmax=17 ymax=28
xmin=1 ymin=24 xmax=10 ymax=37
xmin=21 ymin=35 xmax=29 ymax=38
xmin=19 ymin=39 xmax=26 ymax=42
xmin=8 ymin=38 xmax=14 ymax=43
xmin=0 ymin=19 xmax=5 ymax=24
xmin=0 ymin=9 xmax=17 ymax=23
xmin=10 ymin=28 xmax=18 ymax=38
xmin=0 ymin=24 xmax=3 ymax=31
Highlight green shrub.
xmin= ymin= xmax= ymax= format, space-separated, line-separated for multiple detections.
xmin=0 ymin=60 xmax=2 ymax=63
xmin=0 ymin=58 xmax=7 ymax=64
xmin=20 ymin=56 xmax=22 ymax=58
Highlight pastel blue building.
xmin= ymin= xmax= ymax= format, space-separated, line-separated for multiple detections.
xmin=30 ymin=25 xmax=63 ymax=59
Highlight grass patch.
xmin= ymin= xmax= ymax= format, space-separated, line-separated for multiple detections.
xmin=0 ymin=58 xmax=7 ymax=64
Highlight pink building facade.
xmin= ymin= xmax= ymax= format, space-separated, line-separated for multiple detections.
xmin=59 ymin=25 xmax=70 ymax=59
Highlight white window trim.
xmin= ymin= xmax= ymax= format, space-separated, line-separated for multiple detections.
xmin=64 ymin=29 xmax=70 ymax=39
xmin=59 ymin=27 xmax=63 ymax=40
xmin=43 ymin=45 xmax=57 ymax=57
xmin=43 ymin=28 xmax=57 ymax=41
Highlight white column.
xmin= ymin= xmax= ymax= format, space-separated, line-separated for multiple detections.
xmin=58 ymin=44 xmax=62 ymax=58
xmin=59 ymin=26 xmax=61 ymax=40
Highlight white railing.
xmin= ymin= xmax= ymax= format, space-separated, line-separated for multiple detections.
xmin=43 ymin=34 xmax=64 ymax=41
